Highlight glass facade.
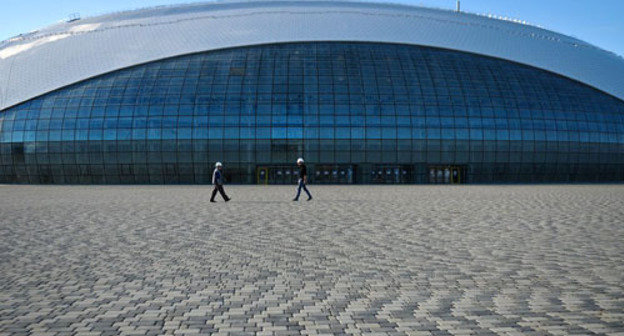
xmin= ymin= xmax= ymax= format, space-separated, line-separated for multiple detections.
xmin=1 ymin=42 xmax=623 ymax=184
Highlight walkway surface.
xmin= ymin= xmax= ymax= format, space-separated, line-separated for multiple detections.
xmin=1 ymin=185 xmax=624 ymax=336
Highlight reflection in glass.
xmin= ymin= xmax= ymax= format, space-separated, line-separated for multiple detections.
xmin=1 ymin=42 xmax=623 ymax=184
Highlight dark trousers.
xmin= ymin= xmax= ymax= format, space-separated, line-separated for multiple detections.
xmin=210 ymin=184 xmax=229 ymax=201
xmin=294 ymin=179 xmax=312 ymax=200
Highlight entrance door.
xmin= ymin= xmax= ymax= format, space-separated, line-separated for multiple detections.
xmin=313 ymin=164 xmax=355 ymax=184
xmin=257 ymin=167 xmax=268 ymax=185
xmin=370 ymin=165 xmax=412 ymax=184
xmin=450 ymin=166 xmax=462 ymax=184
xmin=428 ymin=165 xmax=466 ymax=184
xmin=256 ymin=165 xmax=299 ymax=185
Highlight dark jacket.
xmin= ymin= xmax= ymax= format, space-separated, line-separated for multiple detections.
xmin=299 ymin=164 xmax=307 ymax=179
xmin=212 ymin=168 xmax=223 ymax=185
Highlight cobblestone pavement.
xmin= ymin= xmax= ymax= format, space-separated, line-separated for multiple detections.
xmin=1 ymin=185 xmax=624 ymax=336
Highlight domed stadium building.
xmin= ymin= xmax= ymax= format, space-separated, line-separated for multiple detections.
xmin=1 ymin=1 xmax=623 ymax=184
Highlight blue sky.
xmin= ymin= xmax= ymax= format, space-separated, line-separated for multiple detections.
xmin=1 ymin=0 xmax=623 ymax=56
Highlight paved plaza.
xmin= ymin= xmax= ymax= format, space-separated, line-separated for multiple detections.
xmin=1 ymin=185 xmax=624 ymax=336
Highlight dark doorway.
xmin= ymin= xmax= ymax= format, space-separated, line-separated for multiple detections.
xmin=256 ymin=165 xmax=300 ymax=185
xmin=428 ymin=165 xmax=466 ymax=184
xmin=370 ymin=165 xmax=412 ymax=184
xmin=312 ymin=164 xmax=355 ymax=184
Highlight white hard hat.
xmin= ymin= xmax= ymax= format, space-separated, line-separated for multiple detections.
xmin=297 ymin=158 xmax=304 ymax=163
xmin=215 ymin=162 xmax=222 ymax=167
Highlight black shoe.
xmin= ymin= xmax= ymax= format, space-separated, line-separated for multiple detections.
xmin=210 ymin=200 xmax=216 ymax=203
xmin=225 ymin=198 xmax=231 ymax=202
xmin=307 ymin=197 xmax=313 ymax=201
xmin=292 ymin=198 xmax=298 ymax=201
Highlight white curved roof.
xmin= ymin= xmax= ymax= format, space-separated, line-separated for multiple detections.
xmin=2 ymin=0 xmax=624 ymax=110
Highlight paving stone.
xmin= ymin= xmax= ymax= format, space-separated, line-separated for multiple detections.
xmin=0 ymin=185 xmax=623 ymax=335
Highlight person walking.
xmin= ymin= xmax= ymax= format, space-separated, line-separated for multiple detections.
xmin=293 ymin=158 xmax=312 ymax=201
xmin=210 ymin=162 xmax=231 ymax=202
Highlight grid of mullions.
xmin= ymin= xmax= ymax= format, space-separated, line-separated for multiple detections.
xmin=0 ymin=42 xmax=623 ymax=183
